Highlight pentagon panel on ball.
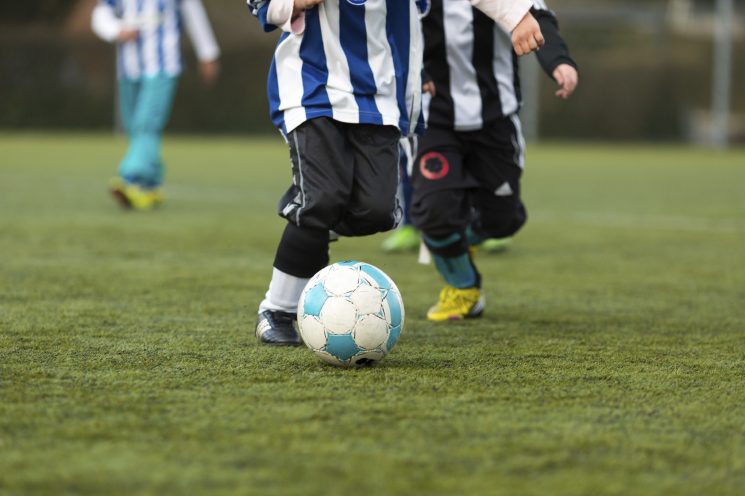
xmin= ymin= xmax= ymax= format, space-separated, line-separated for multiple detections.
xmin=297 ymin=261 xmax=404 ymax=367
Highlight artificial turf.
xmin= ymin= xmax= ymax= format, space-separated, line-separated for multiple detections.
xmin=1 ymin=134 xmax=744 ymax=495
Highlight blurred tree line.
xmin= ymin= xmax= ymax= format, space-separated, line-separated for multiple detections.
xmin=0 ymin=0 xmax=743 ymax=142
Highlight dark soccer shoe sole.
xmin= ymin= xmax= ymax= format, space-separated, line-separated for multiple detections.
xmin=110 ymin=187 xmax=133 ymax=209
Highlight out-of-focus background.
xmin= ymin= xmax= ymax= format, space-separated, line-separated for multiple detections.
xmin=1 ymin=0 xmax=743 ymax=145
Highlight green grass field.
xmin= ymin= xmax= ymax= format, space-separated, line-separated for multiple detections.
xmin=1 ymin=134 xmax=745 ymax=495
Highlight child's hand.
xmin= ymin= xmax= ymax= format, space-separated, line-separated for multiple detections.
xmin=552 ymin=64 xmax=578 ymax=99
xmin=200 ymin=60 xmax=221 ymax=87
xmin=117 ymin=29 xmax=139 ymax=42
xmin=422 ymin=81 xmax=436 ymax=96
xmin=293 ymin=0 xmax=324 ymax=16
xmin=511 ymin=12 xmax=543 ymax=56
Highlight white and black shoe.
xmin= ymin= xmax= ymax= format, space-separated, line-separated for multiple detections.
xmin=256 ymin=310 xmax=302 ymax=346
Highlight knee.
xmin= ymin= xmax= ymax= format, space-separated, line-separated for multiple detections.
xmin=411 ymin=190 xmax=466 ymax=238
xmin=338 ymin=201 xmax=396 ymax=236
xmin=479 ymin=204 xmax=527 ymax=239
xmin=368 ymin=202 xmax=397 ymax=229
xmin=312 ymin=195 xmax=346 ymax=229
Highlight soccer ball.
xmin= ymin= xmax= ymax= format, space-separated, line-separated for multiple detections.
xmin=297 ymin=261 xmax=404 ymax=367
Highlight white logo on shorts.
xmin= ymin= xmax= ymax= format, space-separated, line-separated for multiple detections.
xmin=495 ymin=182 xmax=514 ymax=197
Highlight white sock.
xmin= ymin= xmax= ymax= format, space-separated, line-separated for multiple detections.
xmin=258 ymin=268 xmax=310 ymax=314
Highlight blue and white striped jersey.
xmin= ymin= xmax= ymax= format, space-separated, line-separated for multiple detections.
xmin=92 ymin=0 xmax=219 ymax=80
xmin=247 ymin=0 xmax=430 ymax=136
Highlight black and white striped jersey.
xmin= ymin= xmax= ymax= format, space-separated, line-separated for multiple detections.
xmin=422 ymin=0 xmax=576 ymax=131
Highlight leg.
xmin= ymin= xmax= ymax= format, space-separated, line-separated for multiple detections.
xmin=118 ymin=77 xmax=141 ymax=138
xmin=410 ymin=127 xmax=484 ymax=321
xmin=256 ymin=223 xmax=331 ymax=346
xmin=467 ymin=116 xmax=527 ymax=243
xmin=334 ymin=124 xmax=401 ymax=237
xmin=119 ymin=75 xmax=179 ymax=188
xmin=257 ymin=118 xmax=352 ymax=345
xmin=110 ymin=78 xmax=140 ymax=208
xmin=276 ymin=118 xmax=353 ymax=231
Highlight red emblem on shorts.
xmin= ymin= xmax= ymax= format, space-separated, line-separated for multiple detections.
xmin=419 ymin=152 xmax=449 ymax=180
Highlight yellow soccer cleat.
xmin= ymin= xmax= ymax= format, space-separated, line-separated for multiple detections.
xmin=125 ymin=185 xmax=159 ymax=210
xmin=109 ymin=177 xmax=132 ymax=209
xmin=426 ymin=285 xmax=485 ymax=321
xmin=149 ymin=187 xmax=166 ymax=207
xmin=109 ymin=178 xmax=164 ymax=211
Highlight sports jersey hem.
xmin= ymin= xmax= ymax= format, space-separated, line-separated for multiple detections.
xmin=282 ymin=109 xmax=408 ymax=135
xmin=427 ymin=111 xmax=520 ymax=133
xmin=117 ymin=72 xmax=181 ymax=82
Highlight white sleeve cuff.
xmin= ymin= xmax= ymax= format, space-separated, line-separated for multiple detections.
xmin=470 ymin=0 xmax=532 ymax=33
xmin=267 ymin=0 xmax=306 ymax=34
xmin=91 ymin=5 xmax=122 ymax=43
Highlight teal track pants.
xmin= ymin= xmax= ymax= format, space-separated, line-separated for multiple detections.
xmin=118 ymin=75 xmax=179 ymax=188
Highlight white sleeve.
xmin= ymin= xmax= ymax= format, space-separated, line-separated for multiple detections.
xmin=180 ymin=0 xmax=221 ymax=62
xmin=469 ymin=0 xmax=533 ymax=33
xmin=267 ymin=0 xmax=306 ymax=34
xmin=91 ymin=4 xmax=122 ymax=43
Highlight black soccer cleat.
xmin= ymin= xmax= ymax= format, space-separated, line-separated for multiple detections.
xmin=255 ymin=310 xmax=302 ymax=346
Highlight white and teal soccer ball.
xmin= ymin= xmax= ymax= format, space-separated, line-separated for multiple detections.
xmin=297 ymin=261 xmax=404 ymax=367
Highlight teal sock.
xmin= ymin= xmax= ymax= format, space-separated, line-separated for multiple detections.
xmin=432 ymin=253 xmax=478 ymax=288
xmin=465 ymin=226 xmax=482 ymax=247
xmin=424 ymin=233 xmax=479 ymax=289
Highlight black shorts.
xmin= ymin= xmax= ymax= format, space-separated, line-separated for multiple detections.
xmin=278 ymin=117 xmax=402 ymax=237
xmin=410 ymin=116 xmax=527 ymax=239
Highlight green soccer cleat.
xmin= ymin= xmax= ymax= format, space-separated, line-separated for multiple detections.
xmin=482 ymin=237 xmax=512 ymax=253
xmin=382 ymin=225 xmax=420 ymax=253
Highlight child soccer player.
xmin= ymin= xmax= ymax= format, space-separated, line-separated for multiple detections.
xmin=410 ymin=0 xmax=578 ymax=321
xmin=92 ymin=0 xmax=220 ymax=210
xmin=247 ymin=0 xmax=545 ymax=345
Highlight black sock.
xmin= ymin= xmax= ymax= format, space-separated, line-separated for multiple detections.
xmin=273 ymin=223 xmax=330 ymax=278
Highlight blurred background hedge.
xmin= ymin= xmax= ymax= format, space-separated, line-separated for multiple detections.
xmin=1 ymin=0 xmax=743 ymax=141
